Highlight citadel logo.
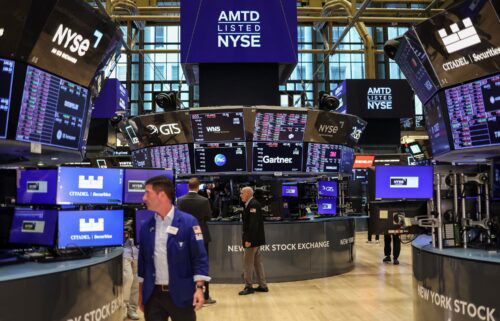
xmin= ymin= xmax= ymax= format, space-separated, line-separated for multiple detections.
xmin=147 ymin=123 xmax=181 ymax=136
xmin=262 ymin=156 xmax=292 ymax=164
xmin=78 ymin=175 xmax=104 ymax=189
xmin=79 ymin=218 xmax=104 ymax=232
xmin=438 ymin=18 xmax=480 ymax=54
xmin=390 ymin=176 xmax=419 ymax=188
xmin=27 ymin=181 xmax=48 ymax=193
xmin=367 ymin=87 xmax=392 ymax=110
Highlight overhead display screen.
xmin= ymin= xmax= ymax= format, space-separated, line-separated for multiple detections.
xmin=306 ymin=144 xmax=355 ymax=174
xmin=282 ymin=185 xmax=298 ymax=197
xmin=317 ymin=198 xmax=337 ymax=215
xmin=424 ymin=95 xmax=451 ymax=156
xmin=446 ymin=74 xmax=500 ymax=150
xmin=123 ymin=169 xmax=174 ymax=204
xmin=0 ymin=58 xmax=15 ymax=139
xmin=194 ymin=142 xmax=247 ymax=173
xmin=16 ymin=66 xmax=90 ymax=150
xmin=375 ymin=166 xmax=434 ymax=200
xmin=191 ymin=111 xmax=245 ymax=142
xmin=9 ymin=209 xmax=58 ymax=246
xmin=318 ymin=181 xmax=338 ymax=197
xmin=253 ymin=111 xmax=307 ymax=142
xmin=149 ymin=144 xmax=192 ymax=174
xmin=17 ymin=169 xmax=58 ymax=205
xmin=132 ymin=149 xmax=152 ymax=168
xmin=58 ymin=210 xmax=124 ymax=249
xmin=252 ymin=142 xmax=303 ymax=172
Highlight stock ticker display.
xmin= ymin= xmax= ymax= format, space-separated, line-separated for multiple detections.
xmin=252 ymin=142 xmax=303 ymax=172
xmin=446 ymin=74 xmax=500 ymax=150
xmin=150 ymin=144 xmax=192 ymax=174
xmin=424 ymin=95 xmax=451 ymax=156
xmin=306 ymin=144 xmax=354 ymax=173
xmin=0 ymin=58 xmax=15 ymax=139
xmin=191 ymin=111 xmax=245 ymax=142
xmin=253 ymin=111 xmax=308 ymax=142
xmin=194 ymin=142 xmax=247 ymax=173
xmin=16 ymin=66 xmax=89 ymax=150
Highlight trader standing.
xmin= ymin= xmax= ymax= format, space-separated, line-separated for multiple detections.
xmin=383 ymin=233 xmax=401 ymax=265
xmin=138 ymin=176 xmax=210 ymax=321
xmin=239 ymin=186 xmax=268 ymax=295
xmin=177 ymin=177 xmax=216 ymax=305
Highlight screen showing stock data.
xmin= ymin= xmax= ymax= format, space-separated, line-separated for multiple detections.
xmin=0 ymin=58 xmax=15 ymax=139
xmin=149 ymin=144 xmax=192 ymax=174
xmin=253 ymin=111 xmax=307 ymax=142
xmin=194 ymin=142 xmax=247 ymax=173
xmin=306 ymin=144 xmax=355 ymax=174
xmin=191 ymin=111 xmax=245 ymax=142
xmin=16 ymin=66 xmax=89 ymax=150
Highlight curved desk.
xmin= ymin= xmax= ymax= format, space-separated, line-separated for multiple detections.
xmin=208 ymin=217 xmax=355 ymax=283
xmin=412 ymin=236 xmax=500 ymax=321
xmin=0 ymin=248 xmax=123 ymax=321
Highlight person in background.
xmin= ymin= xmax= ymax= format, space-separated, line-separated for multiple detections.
xmin=238 ymin=187 xmax=268 ymax=295
xmin=383 ymin=233 xmax=401 ymax=265
xmin=123 ymin=224 xmax=140 ymax=320
xmin=139 ymin=176 xmax=210 ymax=321
xmin=177 ymin=177 xmax=216 ymax=305
xmin=367 ymin=231 xmax=380 ymax=244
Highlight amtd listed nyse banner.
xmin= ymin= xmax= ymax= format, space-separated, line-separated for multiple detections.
xmin=181 ymin=0 xmax=297 ymax=63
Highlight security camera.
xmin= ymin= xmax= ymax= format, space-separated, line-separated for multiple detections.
xmin=384 ymin=36 xmax=403 ymax=60
xmin=318 ymin=91 xmax=340 ymax=111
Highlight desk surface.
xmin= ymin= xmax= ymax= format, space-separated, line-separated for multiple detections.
xmin=412 ymin=235 xmax=500 ymax=264
xmin=0 ymin=248 xmax=123 ymax=282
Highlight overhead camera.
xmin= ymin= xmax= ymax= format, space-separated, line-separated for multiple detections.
xmin=154 ymin=92 xmax=179 ymax=111
xmin=318 ymin=91 xmax=340 ymax=111
xmin=383 ymin=36 xmax=403 ymax=60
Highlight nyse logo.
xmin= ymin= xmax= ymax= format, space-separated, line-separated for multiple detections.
xmin=128 ymin=180 xmax=145 ymax=192
xmin=21 ymin=221 xmax=45 ymax=233
xmin=321 ymin=203 xmax=333 ymax=210
xmin=438 ymin=18 xmax=480 ymax=54
xmin=80 ymin=218 xmax=104 ymax=232
xmin=390 ymin=176 xmax=419 ymax=188
xmin=217 ymin=11 xmax=261 ymax=48
xmin=147 ymin=123 xmax=181 ymax=136
xmin=206 ymin=126 xmax=221 ymax=133
xmin=367 ymin=87 xmax=392 ymax=110
xmin=78 ymin=175 xmax=104 ymax=189
xmin=318 ymin=124 xmax=339 ymax=134
xmin=27 ymin=181 xmax=48 ymax=193
xmin=52 ymin=24 xmax=103 ymax=56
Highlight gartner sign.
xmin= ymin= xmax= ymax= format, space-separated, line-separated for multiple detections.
xmin=181 ymin=0 xmax=297 ymax=63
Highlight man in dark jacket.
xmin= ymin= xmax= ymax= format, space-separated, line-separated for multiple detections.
xmin=238 ymin=186 xmax=268 ymax=295
xmin=177 ymin=177 xmax=216 ymax=304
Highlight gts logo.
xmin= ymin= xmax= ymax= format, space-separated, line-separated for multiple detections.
xmin=52 ymin=24 xmax=103 ymax=56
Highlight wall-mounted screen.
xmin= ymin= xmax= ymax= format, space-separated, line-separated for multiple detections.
xmin=317 ymin=198 xmax=337 ymax=215
xmin=123 ymin=169 xmax=174 ymax=204
xmin=253 ymin=111 xmax=307 ymax=142
xmin=57 ymin=167 xmax=123 ymax=205
xmin=424 ymin=95 xmax=451 ymax=156
xmin=191 ymin=111 xmax=245 ymax=142
xmin=194 ymin=142 xmax=247 ymax=173
xmin=149 ymin=144 xmax=192 ymax=174
xmin=16 ymin=66 xmax=90 ymax=150
xmin=58 ymin=210 xmax=124 ymax=249
xmin=318 ymin=181 xmax=338 ymax=197
xmin=252 ymin=142 xmax=303 ymax=172
xmin=17 ymin=169 xmax=58 ymax=205
xmin=135 ymin=209 xmax=155 ymax=244
xmin=282 ymin=185 xmax=298 ymax=197
xmin=131 ymin=149 xmax=152 ymax=168
xmin=9 ymin=209 xmax=57 ymax=246
xmin=0 ymin=58 xmax=15 ymax=139
xmin=306 ymin=144 xmax=355 ymax=173
xmin=375 ymin=166 xmax=434 ymax=199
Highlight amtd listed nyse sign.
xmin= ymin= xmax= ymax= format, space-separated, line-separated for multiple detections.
xmin=217 ymin=11 xmax=261 ymax=48
xmin=367 ymin=87 xmax=392 ymax=110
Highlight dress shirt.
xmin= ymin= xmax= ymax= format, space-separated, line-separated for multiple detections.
xmin=154 ymin=206 xmax=175 ymax=285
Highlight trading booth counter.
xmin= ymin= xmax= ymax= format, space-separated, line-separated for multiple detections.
xmin=412 ymin=236 xmax=500 ymax=321
xmin=208 ymin=217 xmax=356 ymax=283
xmin=0 ymin=248 xmax=123 ymax=321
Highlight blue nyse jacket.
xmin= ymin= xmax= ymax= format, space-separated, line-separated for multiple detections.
xmin=138 ymin=208 xmax=209 ymax=308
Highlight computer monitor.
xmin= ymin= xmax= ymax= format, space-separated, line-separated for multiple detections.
xmin=375 ymin=166 xmax=434 ymax=200
xmin=194 ymin=142 xmax=247 ymax=173
xmin=252 ymin=142 xmax=303 ymax=172
xmin=148 ymin=144 xmax=192 ymax=174
xmin=191 ymin=110 xmax=246 ymax=142
xmin=176 ymin=183 xmax=189 ymax=199
xmin=282 ymin=185 xmax=298 ymax=197
xmin=317 ymin=198 xmax=337 ymax=215
xmin=123 ymin=169 xmax=174 ymax=204
xmin=58 ymin=210 xmax=124 ymax=249
xmin=135 ymin=209 xmax=155 ymax=244
xmin=318 ymin=181 xmax=338 ymax=197
xmin=253 ymin=110 xmax=308 ymax=142
xmin=9 ymin=209 xmax=57 ymax=246
xmin=306 ymin=144 xmax=354 ymax=173
xmin=17 ymin=169 xmax=58 ymax=205
xmin=0 ymin=58 xmax=15 ymax=139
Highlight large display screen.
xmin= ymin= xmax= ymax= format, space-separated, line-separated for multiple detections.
xmin=131 ymin=149 xmax=152 ymax=168
xmin=58 ymin=210 xmax=124 ymax=249
xmin=282 ymin=185 xmax=298 ymax=197
xmin=191 ymin=111 xmax=245 ymax=142
xmin=253 ymin=111 xmax=307 ymax=142
xmin=16 ymin=66 xmax=90 ymax=150
xmin=375 ymin=166 xmax=434 ymax=199
xmin=149 ymin=144 xmax=192 ymax=174
xmin=0 ymin=58 xmax=15 ymax=139
xmin=424 ymin=94 xmax=451 ymax=156
xmin=317 ymin=198 xmax=337 ymax=215
xmin=194 ymin=142 xmax=247 ymax=173
xmin=57 ymin=167 xmax=123 ymax=205
xmin=17 ymin=169 xmax=58 ymax=205
xmin=318 ymin=181 xmax=338 ymax=197
xmin=135 ymin=209 xmax=155 ymax=244
xmin=9 ymin=209 xmax=57 ymax=246
xmin=446 ymin=74 xmax=500 ymax=150
xmin=123 ymin=169 xmax=174 ymax=204
xmin=252 ymin=142 xmax=303 ymax=172
xmin=92 ymin=78 xmax=128 ymax=118
xmin=306 ymin=144 xmax=355 ymax=174
xmin=176 ymin=183 xmax=189 ymax=199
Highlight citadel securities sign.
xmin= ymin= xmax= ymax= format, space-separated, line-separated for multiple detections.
xmin=181 ymin=0 xmax=297 ymax=63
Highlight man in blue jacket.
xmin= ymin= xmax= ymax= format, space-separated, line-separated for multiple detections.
xmin=138 ymin=176 xmax=210 ymax=321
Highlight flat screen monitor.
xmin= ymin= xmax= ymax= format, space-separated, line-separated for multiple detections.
xmin=352 ymin=169 xmax=368 ymax=182
xmin=253 ymin=110 xmax=308 ymax=142
xmin=306 ymin=144 xmax=355 ymax=174
xmin=149 ymin=144 xmax=192 ymax=174
xmin=16 ymin=65 xmax=90 ymax=150
xmin=424 ymin=94 xmax=451 ymax=156
xmin=445 ymin=74 xmax=500 ymax=150
xmin=0 ymin=58 xmax=15 ymax=139
xmin=135 ymin=209 xmax=155 ymax=244
xmin=252 ymin=142 xmax=303 ymax=172
xmin=318 ymin=181 xmax=338 ymax=197
xmin=9 ymin=209 xmax=57 ymax=246
xmin=132 ymin=149 xmax=152 ymax=168
xmin=57 ymin=167 xmax=123 ymax=205
xmin=194 ymin=142 xmax=247 ymax=173
xmin=282 ymin=185 xmax=298 ymax=197
xmin=58 ymin=210 xmax=124 ymax=249
xmin=375 ymin=166 xmax=434 ymax=200
xmin=317 ymin=198 xmax=337 ymax=215
xmin=123 ymin=169 xmax=174 ymax=204
xmin=191 ymin=111 xmax=245 ymax=142
xmin=17 ymin=169 xmax=58 ymax=205
xmin=176 ymin=183 xmax=189 ymax=199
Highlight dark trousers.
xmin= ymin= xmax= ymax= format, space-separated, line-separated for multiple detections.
xmin=384 ymin=234 xmax=401 ymax=259
xmin=144 ymin=287 xmax=196 ymax=321
xmin=367 ymin=231 xmax=379 ymax=241
xmin=204 ymin=242 xmax=210 ymax=300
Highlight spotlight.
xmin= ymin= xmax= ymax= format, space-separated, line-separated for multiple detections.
xmin=318 ymin=91 xmax=340 ymax=111
xmin=109 ymin=114 xmax=124 ymax=130
xmin=154 ymin=92 xmax=179 ymax=111
xmin=384 ymin=36 xmax=403 ymax=60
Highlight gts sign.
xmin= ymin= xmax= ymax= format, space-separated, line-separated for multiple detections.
xmin=147 ymin=123 xmax=181 ymax=136
xmin=52 ymin=24 xmax=103 ymax=56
